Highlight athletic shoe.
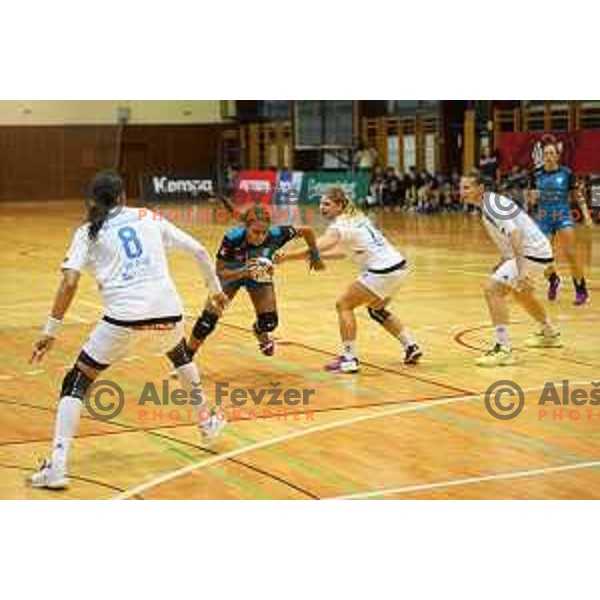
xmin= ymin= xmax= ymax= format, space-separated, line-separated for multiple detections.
xmin=574 ymin=289 xmax=589 ymax=306
xmin=199 ymin=409 xmax=226 ymax=445
xmin=524 ymin=330 xmax=563 ymax=348
xmin=404 ymin=344 xmax=423 ymax=365
xmin=475 ymin=343 xmax=515 ymax=367
xmin=548 ymin=277 xmax=561 ymax=301
xmin=27 ymin=459 xmax=68 ymax=490
xmin=258 ymin=336 xmax=275 ymax=356
xmin=324 ymin=355 xmax=360 ymax=374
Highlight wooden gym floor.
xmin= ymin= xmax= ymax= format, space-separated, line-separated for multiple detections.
xmin=1 ymin=200 xmax=599 ymax=499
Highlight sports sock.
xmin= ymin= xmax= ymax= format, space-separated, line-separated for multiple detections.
xmin=495 ymin=325 xmax=511 ymax=348
xmin=542 ymin=318 xmax=557 ymax=337
xmin=398 ymin=330 xmax=416 ymax=350
xmin=176 ymin=362 xmax=207 ymax=424
xmin=51 ymin=396 xmax=82 ymax=471
xmin=341 ymin=341 xmax=356 ymax=360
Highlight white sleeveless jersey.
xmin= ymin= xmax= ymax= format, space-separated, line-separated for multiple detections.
xmin=327 ymin=214 xmax=405 ymax=271
xmin=62 ymin=207 xmax=220 ymax=321
xmin=482 ymin=193 xmax=552 ymax=260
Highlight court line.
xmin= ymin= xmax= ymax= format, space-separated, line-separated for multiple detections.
xmin=147 ymin=432 xmax=320 ymax=500
xmin=327 ymin=460 xmax=600 ymax=499
xmin=217 ymin=320 xmax=473 ymax=396
xmin=113 ymin=380 xmax=594 ymax=500
xmin=0 ymin=462 xmax=128 ymax=495
xmin=114 ymin=393 xmax=474 ymax=499
xmin=80 ymin=300 xmax=470 ymax=396
xmin=454 ymin=323 xmax=600 ymax=369
xmin=52 ymin=302 xmax=475 ymax=398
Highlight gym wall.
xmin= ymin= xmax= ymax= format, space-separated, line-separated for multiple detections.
xmin=0 ymin=101 xmax=235 ymax=200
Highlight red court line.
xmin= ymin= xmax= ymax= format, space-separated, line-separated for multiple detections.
xmin=454 ymin=324 xmax=599 ymax=369
xmin=216 ymin=320 xmax=474 ymax=396
xmin=0 ymin=389 xmax=464 ymax=448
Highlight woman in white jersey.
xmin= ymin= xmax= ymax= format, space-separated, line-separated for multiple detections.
xmin=280 ymin=188 xmax=422 ymax=374
xmin=460 ymin=171 xmax=562 ymax=367
xmin=27 ymin=171 xmax=229 ymax=489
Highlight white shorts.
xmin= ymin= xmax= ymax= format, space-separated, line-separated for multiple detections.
xmin=491 ymin=257 xmax=551 ymax=290
xmin=81 ymin=319 xmax=184 ymax=367
xmin=357 ymin=264 xmax=410 ymax=300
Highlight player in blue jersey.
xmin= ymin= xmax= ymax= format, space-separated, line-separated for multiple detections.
xmin=186 ymin=205 xmax=324 ymax=357
xmin=529 ymin=136 xmax=593 ymax=305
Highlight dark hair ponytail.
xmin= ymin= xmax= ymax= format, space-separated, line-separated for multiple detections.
xmin=87 ymin=170 xmax=124 ymax=240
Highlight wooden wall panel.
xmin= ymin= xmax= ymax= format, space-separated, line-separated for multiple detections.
xmin=0 ymin=124 xmax=229 ymax=201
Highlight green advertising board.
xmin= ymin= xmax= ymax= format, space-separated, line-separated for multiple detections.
xmin=300 ymin=171 xmax=370 ymax=204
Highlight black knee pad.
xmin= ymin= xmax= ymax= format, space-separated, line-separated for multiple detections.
xmin=166 ymin=338 xmax=193 ymax=368
xmin=254 ymin=311 xmax=278 ymax=334
xmin=192 ymin=310 xmax=219 ymax=341
xmin=61 ymin=366 xmax=93 ymax=401
xmin=368 ymin=307 xmax=391 ymax=325
xmin=78 ymin=350 xmax=109 ymax=371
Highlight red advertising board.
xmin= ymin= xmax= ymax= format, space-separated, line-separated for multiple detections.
xmin=497 ymin=131 xmax=600 ymax=174
xmin=232 ymin=170 xmax=277 ymax=212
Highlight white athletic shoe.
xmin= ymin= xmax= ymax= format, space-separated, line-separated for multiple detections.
xmin=324 ymin=355 xmax=360 ymax=374
xmin=27 ymin=459 xmax=69 ymax=490
xmin=199 ymin=409 xmax=226 ymax=445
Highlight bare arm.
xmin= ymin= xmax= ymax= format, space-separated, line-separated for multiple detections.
xmin=281 ymin=228 xmax=341 ymax=261
xmin=572 ymin=184 xmax=593 ymax=226
xmin=30 ymin=269 xmax=80 ymax=363
xmin=293 ymin=225 xmax=326 ymax=270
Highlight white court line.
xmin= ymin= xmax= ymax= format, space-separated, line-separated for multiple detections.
xmin=113 ymin=381 xmax=592 ymax=500
xmin=328 ymin=460 xmax=600 ymax=500
xmin=114 ymin=394 xmax=475 ymax=499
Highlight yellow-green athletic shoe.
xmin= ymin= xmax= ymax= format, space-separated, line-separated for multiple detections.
xmin=524 ymin=331 xmax=563 ymax=348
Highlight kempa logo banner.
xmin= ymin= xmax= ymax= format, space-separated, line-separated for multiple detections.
xmin=140 ymin=173 xmax=214 ymax=202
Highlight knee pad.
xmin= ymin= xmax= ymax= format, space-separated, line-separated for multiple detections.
xmin=166 ymin=338 xmax=193 ymax=368
xmin=192 ymin=310 xmax=219 ymax=341
xmin=61 ymin=366 xmax=93 ymax=401
xmin=78 ymin=350 xmax=109 ymax=371
xmin=368 ymin=307 xmax=391 ymax=325
xmin=254 ymin=311 xmax=278 ymax=334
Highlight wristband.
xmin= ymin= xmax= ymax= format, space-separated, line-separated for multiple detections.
xmin=42 ymin=316 xmax=63 ymax=338
xmin=309 ymin=249 xmax=321 ymax=261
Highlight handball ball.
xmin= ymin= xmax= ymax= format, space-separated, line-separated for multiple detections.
xmin=255 ymin=257 xmax=273 ymax=269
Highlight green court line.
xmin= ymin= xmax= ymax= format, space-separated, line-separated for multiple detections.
xmin=428 ymin=404 xmax=590 ymax=464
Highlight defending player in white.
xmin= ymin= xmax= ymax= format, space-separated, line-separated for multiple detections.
xmin=27 ymin=171 xmax=229 ymax=489
xmin=280 ymin=187 xmax=422 ymax=373
xmin=460 ymin=171 xmax=563 ymax=367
